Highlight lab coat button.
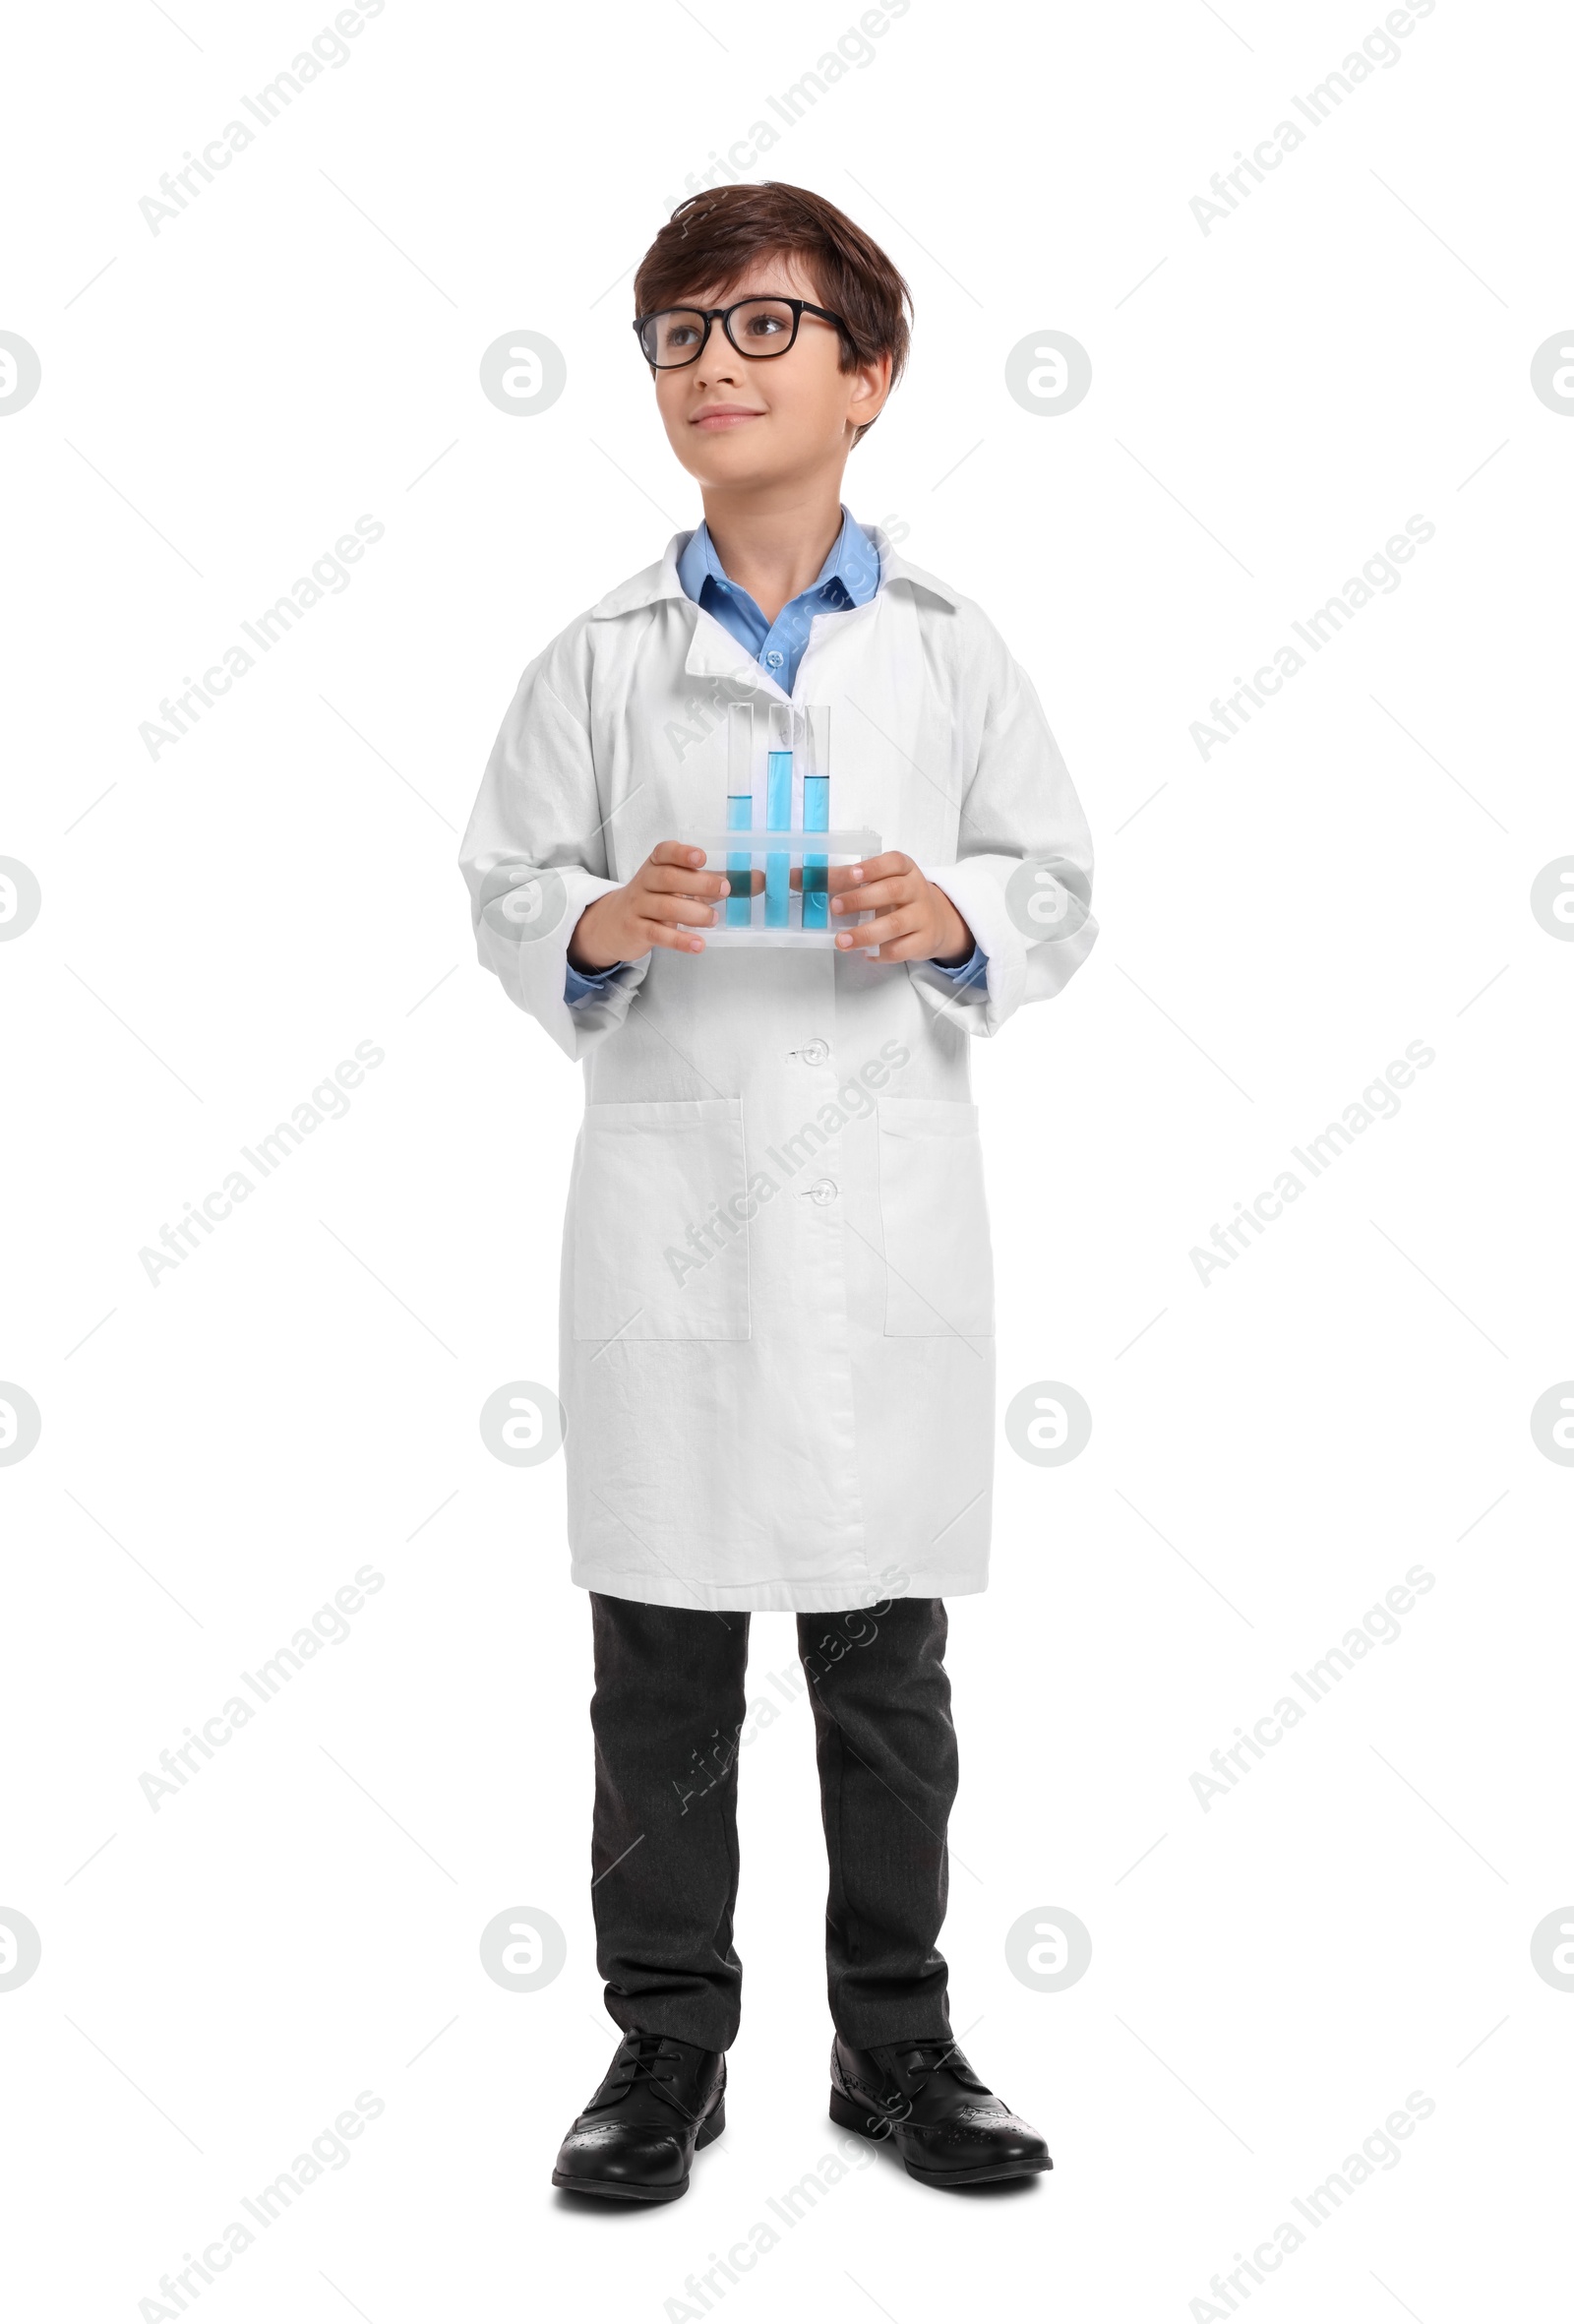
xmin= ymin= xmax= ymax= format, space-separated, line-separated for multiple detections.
xmin=795 ymin=1038 xmax=830 ymax=1067
xmin=805 ymin=1178 xmax=837 ymax=1205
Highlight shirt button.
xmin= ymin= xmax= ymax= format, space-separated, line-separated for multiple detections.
xmin=765 ymin=649 xmax=783 ymax=666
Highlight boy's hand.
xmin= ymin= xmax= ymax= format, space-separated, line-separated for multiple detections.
xmin=567 ymin=842 xmax=731 ymax=968
xmin=828 ymin=852 xmax=974 ymax=964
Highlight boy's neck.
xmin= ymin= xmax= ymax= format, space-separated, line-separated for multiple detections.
xmin=697 ymin=479 xmax=849 ymax=627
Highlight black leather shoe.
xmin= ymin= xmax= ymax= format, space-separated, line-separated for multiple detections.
xmin=829 ymin=2035 xmax=1051 ymax=2188
xmin=552 ymin=2030 xmax=726 ymax=2201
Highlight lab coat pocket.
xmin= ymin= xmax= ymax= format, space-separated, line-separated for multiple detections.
xmin=572 ymin=1097 xmax=752 ymax=1342
xmin=877 ymin=1098 xmax=995 ymax=1338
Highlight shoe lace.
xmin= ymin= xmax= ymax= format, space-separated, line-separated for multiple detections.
xmin=901 ymin=2038 xmax=965 ymax=2077
xmin=609 ymin=2034 xmax=702 ymax=2122
xmin=876 ymin=2038 xmax=970 ymax=2114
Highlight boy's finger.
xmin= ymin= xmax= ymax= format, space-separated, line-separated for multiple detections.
xmin=644 ymin=865 xmax=730 ymax=896
xmin=643 ymin=920 xmax=708 ymax=952
xmin=648 ymin=841 xmax=709 ymax=870
xmin=835 ymin=906 xmax=915 ymax=951
xmin=653 ymin=866 xmax=761 ymax=897
xmin=822 ymin=854 xmax=912 ymax=897
xmin=829 ymin=874 xmax=913 ymax=915
xmin=643 ymin=894 xmax=720 ymax=927
xmin=868 ymin=925 xmax=935 ymax=960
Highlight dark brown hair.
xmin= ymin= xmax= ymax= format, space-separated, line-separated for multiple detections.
xmin=633 ymin=182 xmax=912 ymax=446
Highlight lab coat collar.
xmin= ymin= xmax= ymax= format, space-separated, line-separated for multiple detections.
xmin=586 ymin=521 xmax=962 ymax=624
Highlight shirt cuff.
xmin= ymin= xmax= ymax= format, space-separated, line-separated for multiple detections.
xmin=568 ymin=945 xmax=986 ymax=1001
xmin=929 ymin=941 xmax=989 ymax=989
xmin=565 ymin=958 xmax=625 ymax=1005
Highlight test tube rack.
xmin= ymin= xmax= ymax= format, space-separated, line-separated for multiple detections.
xmin=679 ymin=701 xmax=881 ymax=949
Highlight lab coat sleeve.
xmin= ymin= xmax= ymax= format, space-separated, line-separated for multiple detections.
xmin=912 ymin=622 xmax=1097 ymax=1039
xmin=457 ymin=641 xmax=651 ymax=1063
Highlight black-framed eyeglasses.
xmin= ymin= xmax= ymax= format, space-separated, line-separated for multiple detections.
xmin=633 ymin=296 xmax=851 ymax=369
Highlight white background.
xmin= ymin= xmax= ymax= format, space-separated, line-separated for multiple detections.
xmin=3 ymin=1 xmax=1571 ymax=2317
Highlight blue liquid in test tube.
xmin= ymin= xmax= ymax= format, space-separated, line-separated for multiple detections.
xmin=726 ymin=702 xmax=756 ymax=927
xmin=801 ymin=773 xmax=828 ymax=928
xmin=726 ymin=790 xmax=753 ymax=926
xmin=800 ymin=705 xmax=829 ymax=929
xmin=765 ymin=743 xmax=792 ymax=927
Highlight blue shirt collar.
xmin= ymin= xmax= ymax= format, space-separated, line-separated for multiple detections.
xmin=676 ymin=505 xmax=881 ymax=614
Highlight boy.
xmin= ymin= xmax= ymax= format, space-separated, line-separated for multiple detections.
xmin=458 ymin=182 xmax=1096 ymax=2200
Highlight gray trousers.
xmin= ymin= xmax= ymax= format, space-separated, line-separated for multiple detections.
xmin=587 ymin=1592 xmax=958 ymax=2051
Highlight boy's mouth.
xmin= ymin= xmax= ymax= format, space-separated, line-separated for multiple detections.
xmin=691 ymin=405 xmax=765 ymax=430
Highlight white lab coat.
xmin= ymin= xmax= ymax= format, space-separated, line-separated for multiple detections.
xmin=458 ymin=521 xmax=1097 ymax=1613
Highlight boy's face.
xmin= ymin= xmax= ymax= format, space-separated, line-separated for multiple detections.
xmin=648 ymin=250 xmax=891 ymax=493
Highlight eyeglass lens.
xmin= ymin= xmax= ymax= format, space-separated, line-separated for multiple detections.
xmin=641 ymin=298 xmax=801 ymax=366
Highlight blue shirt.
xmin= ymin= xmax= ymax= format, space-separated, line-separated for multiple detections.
xmin=678 ymin=503 xmax=881 ymax=694
xmin=565 ymin=511 xmax=987 ymax=999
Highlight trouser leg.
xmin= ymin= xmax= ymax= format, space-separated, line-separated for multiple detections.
xmin=587 ymin=1591 xmax=750 ymax=2052
xmin=796 ymin=1595 xmax=958 ymax=2048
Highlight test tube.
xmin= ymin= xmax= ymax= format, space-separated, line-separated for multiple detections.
xmin=726 ymin=702 xmax=755 ymax=927
xmin=800 ymin=704 xmax=829 ymax=929
xmin=764 ymin=703 xmax=793 ymax=928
